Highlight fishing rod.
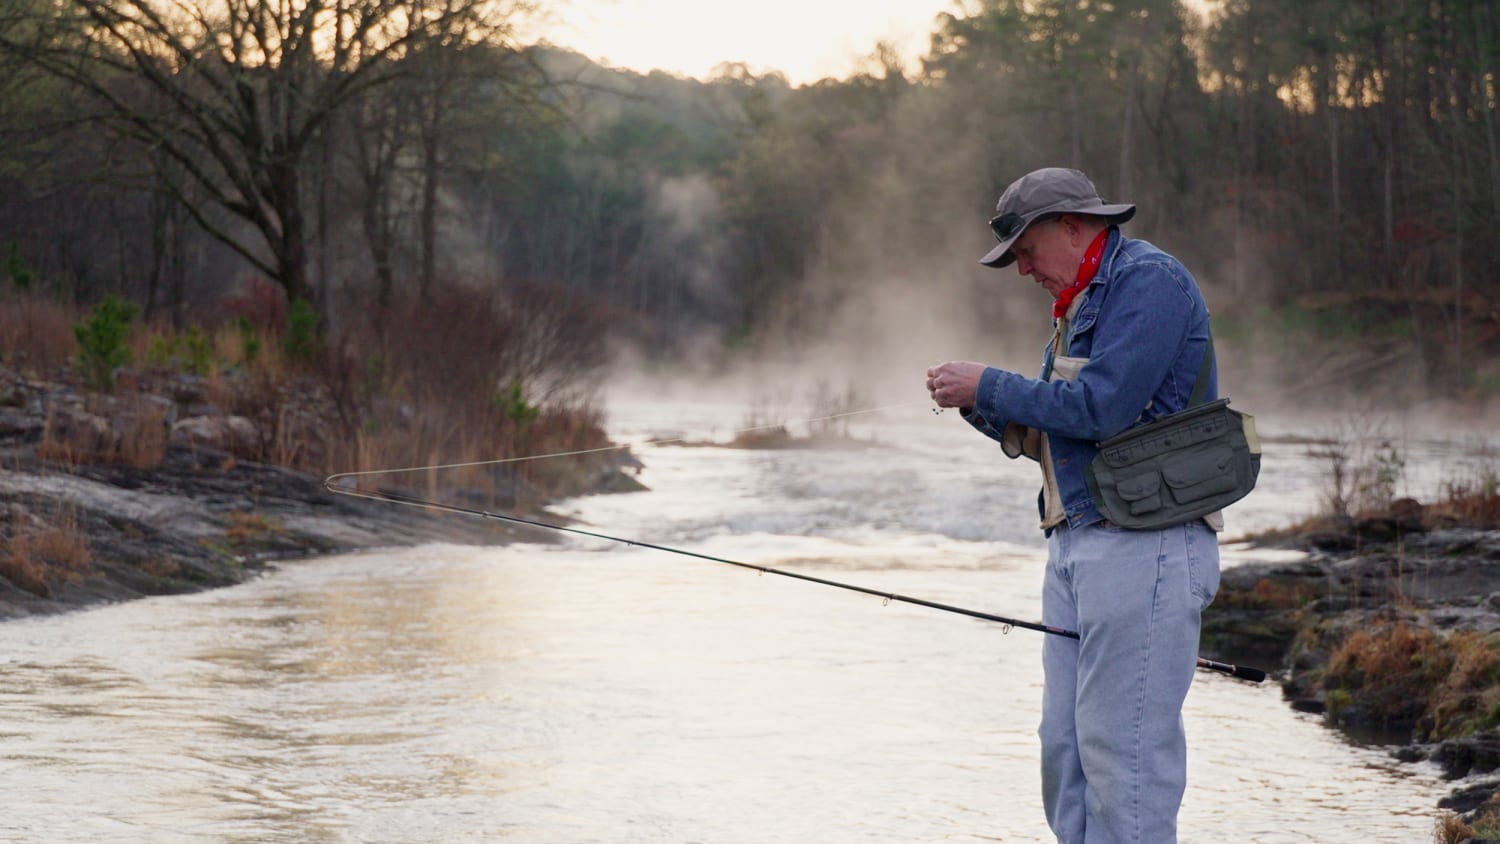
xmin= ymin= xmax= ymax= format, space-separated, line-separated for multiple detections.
xmin=324 ymin=478 xmax=1267 ymax=684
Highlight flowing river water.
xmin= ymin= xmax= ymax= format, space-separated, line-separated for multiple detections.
xmin=1 ymin=396 xmax=1494 ymax=843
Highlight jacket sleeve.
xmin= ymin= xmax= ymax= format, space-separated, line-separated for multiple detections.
xmin=969 ymin=259 xmax=1198 ymax=442
xmin=960 ymin=366 xmax=1015 ymax=443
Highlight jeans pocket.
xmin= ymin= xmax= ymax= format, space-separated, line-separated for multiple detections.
xmin=1186 ymin=528 xmax=1221 ymax=608
xmin=1188 ymin=545 xmax=1224 ymax=611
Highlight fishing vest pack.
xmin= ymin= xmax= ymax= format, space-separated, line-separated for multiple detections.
xmin=1084 ymin=334 xmax=1261 ymax=530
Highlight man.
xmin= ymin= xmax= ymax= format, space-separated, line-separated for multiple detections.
xmin=925 ymin=167 xmax=1220 ymax=844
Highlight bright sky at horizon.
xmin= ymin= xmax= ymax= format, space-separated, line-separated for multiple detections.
xmin=541 ymin=0 xmax=1219 ymax=86
xmin=539 ymin=0 xmax=959 ymax=85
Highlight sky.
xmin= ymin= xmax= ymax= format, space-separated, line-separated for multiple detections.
xmin=541 ymin=0 xmax=961 ymax=85
xmin=542 ymin=1 xmax=1219 ymax=86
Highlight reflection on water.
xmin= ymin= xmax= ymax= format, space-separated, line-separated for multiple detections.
xmin=0 ymin=404 xmax=1479 ymax=843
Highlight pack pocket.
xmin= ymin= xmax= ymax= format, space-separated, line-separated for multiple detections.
xmin=1116 ymin=470 xmax=1164 ymax=515
xmin=1162 ymin=445 xmax=1238 ymax=504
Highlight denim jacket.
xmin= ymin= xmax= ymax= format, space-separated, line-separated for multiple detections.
xmin=962 ymin=228 xmax=1215 ymax=532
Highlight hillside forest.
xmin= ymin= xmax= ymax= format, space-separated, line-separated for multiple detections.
xmin=1 ymin=0 xmax=1497 ymax=445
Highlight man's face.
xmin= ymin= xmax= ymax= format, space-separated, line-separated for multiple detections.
xmin=1010 ymin=218 xmax=1085 ymax=298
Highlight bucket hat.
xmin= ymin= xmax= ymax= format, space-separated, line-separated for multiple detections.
xmin=980 ymin=168 xmax=1136 ymax=267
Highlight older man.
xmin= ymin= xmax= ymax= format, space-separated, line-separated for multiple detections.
xmin=926 ymin=167 xmax=1220 ymax=844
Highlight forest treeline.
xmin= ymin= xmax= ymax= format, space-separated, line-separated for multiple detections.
xmin=1 ymin=0 xmax=1497 ymax=404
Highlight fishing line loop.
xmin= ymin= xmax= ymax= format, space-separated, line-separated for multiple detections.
xmin=325 ymin=482 xmax=1267 ymax=684
xmin=325 ymin=399 xmax=940 ymax=485
xmin=322 ymin=397 xmax=1269 ymax=686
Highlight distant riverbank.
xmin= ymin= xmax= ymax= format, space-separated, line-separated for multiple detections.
xmin=0 ymin=363 xmax=640 ymax=620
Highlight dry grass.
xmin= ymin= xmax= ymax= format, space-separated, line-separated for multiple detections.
xmin=224 ymin=511 xmax=282 ymax=545
xmin=36 ymin=406 xmax=95 ymax=467
xmin=1325 ymin=622 xmax=1448 ymax=732
xmin=1435 ymin=800 xmax=1500 ymax=843
xmin=1322 ymin=621 xmax=1500 ymax=742
xmin=0 ymin=292 xmax=77 ymax=373
xmin=1433 ymin=469 xmax=1500 ymax=528
xmin=114 ymin=395 xmax=170 ymax=469
xmin=16 ymin=283 xmax=615 ymax=512
xmin=0 ymin=504 xmax=94 ymax=597
xmin=1218 ymin=576 xmax=1318 ymax=611
xmin=1428 ymin=630 xmax=1500 ymax=740
xmin=315 ymin=284 xmax=613 ymax=507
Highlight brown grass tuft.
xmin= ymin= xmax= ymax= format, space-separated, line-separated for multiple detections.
xmin=0 ymin=505 xmax=94 ymax=597
xmin=224 ymin=511 xmax=282 ymax=545
xmin=1325 ymin=622 xmax=1450 ymax=730
xmin=1323 ymin=621 xmax=1500 ymax=742
xmin=0 ymin=293 xmax=77 ymax=373
xmin=1428 ymin=631 xmax=1500 ymax=739
xmin=1434 ymin=810 xmax=1474 ymax=844
xmin=114 ymin=396 xmax=170 ymax=469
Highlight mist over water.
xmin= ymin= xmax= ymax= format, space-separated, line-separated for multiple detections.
xmin=0 ymin=391 xmax=1487 ymax=843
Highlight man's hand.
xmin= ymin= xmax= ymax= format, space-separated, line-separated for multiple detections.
xmin=926 ymin=361 xmax=986 ymax=409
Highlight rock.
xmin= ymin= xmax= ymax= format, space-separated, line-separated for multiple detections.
xmin=1432 ymin=731 xmax=1500 ymax=780
xmin=0 ymin=377 xmax=26 ymax=407
xmin=0 ymin=408 xmax=43 ymax=440
xmin=47 ymin=405 xmax=116 ymax=456
xmin=170 ymin=415 xmax=260 ymax=457
xmin=1441 ymin=780 xmax=1500 ymax=814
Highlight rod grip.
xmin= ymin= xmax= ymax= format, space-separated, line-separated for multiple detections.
xmin=1198 ymin=658 xmax=1267 ymax=683
xmin=1228 ymin=664 xmax=1267 ymax=683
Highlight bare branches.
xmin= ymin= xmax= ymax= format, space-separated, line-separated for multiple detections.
xmin=0 ymin=0 xmax=536 ymax=309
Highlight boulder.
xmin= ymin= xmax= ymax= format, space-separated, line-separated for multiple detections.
xmin=170 ymin=415 xmax=261 ymax=458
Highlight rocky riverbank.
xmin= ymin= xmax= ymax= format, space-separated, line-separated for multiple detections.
xmin=0 ymin=363 xmax=640 ymax=621
xmin=1203 ymin=505 xmax=1500 ymax=833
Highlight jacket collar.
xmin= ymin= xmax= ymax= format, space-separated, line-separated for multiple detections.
xmin=1091 ymin=226 xmax=1126 ymax=285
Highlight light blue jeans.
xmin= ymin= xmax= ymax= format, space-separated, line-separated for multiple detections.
xmin=1039 ymin=520 xmax=1220 ymax=844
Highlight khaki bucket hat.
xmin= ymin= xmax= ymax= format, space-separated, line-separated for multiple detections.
xmin=980 ymin=168 xmax=1137 ymax=268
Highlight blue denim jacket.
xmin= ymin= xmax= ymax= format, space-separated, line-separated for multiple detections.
xmin=962 ymin=228 xmax=1215 ymax=532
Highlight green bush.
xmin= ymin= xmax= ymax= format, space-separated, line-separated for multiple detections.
xmin=182 ymin=326 xmax=213 ymax=376
xmin=7 ymin=243 xmax=34 ymax=291
xmin=282 ymin=297 xmax=320 ymax=363
xmin=497 ymin=379 xmax=540 ymax=429
xmin=73 ymin=295 xmax=138 ymax=389
xmin=235 ymin=316 xmax=260 ymax=365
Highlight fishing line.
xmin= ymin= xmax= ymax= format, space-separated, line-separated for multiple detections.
xmin=324 ymin=468 xmax=1267 ymax=684
xmin=325 ymin=401 xmax=935 ymax=484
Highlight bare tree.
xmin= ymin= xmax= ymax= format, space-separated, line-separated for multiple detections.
xmin=1 ymin=0 xmax=535 ymax=316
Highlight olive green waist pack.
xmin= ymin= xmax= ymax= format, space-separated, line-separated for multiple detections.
xmin=1084 ymin=339 xmax=1260 ymax=530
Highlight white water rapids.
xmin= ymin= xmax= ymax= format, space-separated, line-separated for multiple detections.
xmin=1 ymin=396 xmax=1494 ymax=843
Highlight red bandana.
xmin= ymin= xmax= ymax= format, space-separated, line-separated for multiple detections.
xmin=1052 ymin=228 xmax=1110 ymax=319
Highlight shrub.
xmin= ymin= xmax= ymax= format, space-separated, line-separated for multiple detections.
xmin=1310 ymin=423 xmax=1408 ymax=518
xmin=1323 ymin=621 xmax=1451 ymax=734
xmin=7 ymin=242 xmax=34 ymax=291
xmin=74 ymin=295 xmax=138 ymax=389
xmin=234 ymin=316 xmax=261 ymax=365
xmin=0 ymin=505 xmax=94 ymax=597
xmin=145 ymin=324 xmax=216 ymax=376
xmin=496 ymin=379 xmax=540 ymax=429
xmin=282 ymin=297 xmax=320 ymax=363
xmin=1323 ymin=622 xmax=1500 ymax=742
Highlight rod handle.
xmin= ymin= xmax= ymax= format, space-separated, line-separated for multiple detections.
xmin=1197 ymin=657 xmax=1267 ymax=683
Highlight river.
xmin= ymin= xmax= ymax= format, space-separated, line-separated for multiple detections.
xmin=1 ymin=395 xmax=1492 ymax=843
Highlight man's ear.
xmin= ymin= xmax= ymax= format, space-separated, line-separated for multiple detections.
xmin=1059 ymin=214 xmax=1084 ymax=245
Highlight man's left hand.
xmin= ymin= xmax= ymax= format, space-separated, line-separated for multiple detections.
xmin=926 ymin=361 xmax=986 ymax=409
